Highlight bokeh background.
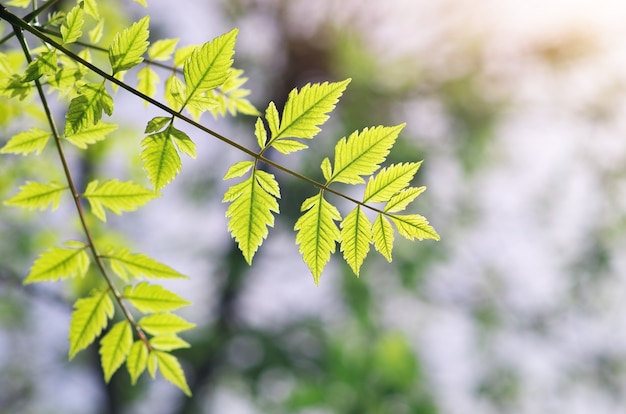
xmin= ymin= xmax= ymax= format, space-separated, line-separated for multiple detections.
xmin=3 ymin=0 xmax=626 ymax=413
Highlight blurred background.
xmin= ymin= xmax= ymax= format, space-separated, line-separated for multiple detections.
xmin=3 ymin=0 xmax=626 ymax=413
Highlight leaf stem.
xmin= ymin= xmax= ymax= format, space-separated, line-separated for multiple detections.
xmin=9 ymin=20 xmax=152 ymax=351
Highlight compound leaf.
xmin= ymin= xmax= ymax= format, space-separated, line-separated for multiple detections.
xmin=223 ymin=161 xmax=254 ymax=180
xmin=145 ymin=116 xmax=171 ymax=134
xmin=183 ymin=28 xmax=237 ymax=103
xmin=141 ymin=131 xmax=181 ymax=192
xmin=330 ymin=124 xmax=404 ymax=185
xmin=223 ymin=172 xmax=280 ymax=264
xmin=64 ymin=122 xmax=118 ymax=149
xmin=126 ymin=340 xmax=149 ymax=385
xmin=364 ymin=162 xmax=421 ymax=203
xmin=389 ymin=214 xmax=440 ymax=241
xmin=339 ymin=206 xmax=373 ymax=276
xmin=123 ymin=282 xmax=190 ymax=313
xmin=155 ymin=351 xmax=191 ymax=396
xmin=294 ymin=193 xmax=341 ymax=284
xmin=4 ymin=181 xmax=66 ymax=211
xmin=83 ymin=179 xmax=156 ymax=222
xmin=0 ymin=128 xmax=50 ymax=155
xmin=271 ymin=79 xmax=350 ymax=142
xmin=103 ymin=247 xmax=187 ymax=281
xmin=23 ymin=50 xmax=57 ymax=82
xmin=69 ymin=289 xmax=114 ymax=359
xmin=138 ymin=313 xmax=195 ymax=336
xmin=24 ymin=241 xmax=89 ymax=284
xmin=109 ymin=16 xmax=150 ymax=74
xmin=100 ymin=320 xmax=133 ymax=382
xmin=169 ymin=126 xmax=196 ymax=158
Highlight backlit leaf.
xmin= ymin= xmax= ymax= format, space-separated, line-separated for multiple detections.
xmin=373 ymin=214 xmax=394 ymax=262
xmin=339 ymin=206 xmax=373 ymax=276
xmin=363 ymin=162 xmax=421 ymax=203
xmin=150 ymin=335 xmax=190 ymax=351
xmin=104 ymin=248 xmax=187 ymax=281
xmin=155 ymin=351 xmax=191 ymax=396
xmin=271 ymin=79 xmax=350 ymax=142
xmin=4 ymin=181 xmax=66 ymax=211
xmin=141 ymin=131 xmax=181 ymax=192
xmin=169 ymin=126 xmax=196 ymax=158
xmin=23 ymin=50 xmax=57 ymax=82
xmin=123 ymin=282 xmax=190 ymax=313
xmin=65 ymin=82 xmax=113 ymax=135
xmin=148 ymin=38 xmax=179 ymax=61
xmin=294 ymin=193 xmax=341 ymax=284
xmin=64 ymin=122 xmax=118 ymax=149
xmin=89 ymin=19 xmax=104 ymax=43
xmin=223 ymin=161 xmax=254 ymax=180
xmin=82 ymin=0 xmax=99 ymax=19
xmin=83 ymin=179 xmax=156 ymax=222
xmin=183 ymin=28 xmax=237 ymax=103
xmin=100 ymin=320 xmax=133 ymax=382
xmin=109 ymin=16 xmax=150 ymax=74
xmin=61 ymin=3 xmax=84 ymax=44
xmin=1 ymin=128 xmax=51 ymax=155
xmin=254 ymin=117 xmax=267 ymax=149
xmin=137 ymin=66 xmax=160 ymax=102
xmin=271 ymin=139 xmax=308 ymax=154
xmin=390 ymin=214 xmax=440 ymax=241
xmin=24 ymin=241 xmax=89 ymax=284
xmin=223 ymin=172 xmax=280 ymax=264
xmin=69 ymin=289 xmax=114 ymax=359
xmin=138 ymin=313 xmax=196 ymax=336
xmin=126 ymin=340 xmax=149 ymax=385
xmin=144 ymin=116 xmax=171 ymax=134
xmin=330 ymin=124 xmax=404 ymax=184
xmin=384 ymin=187 xmax=426 ymax=213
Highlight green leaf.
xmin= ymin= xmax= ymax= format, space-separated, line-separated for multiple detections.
xmin=155 ymin=351 xmax=191 ymax=396
xmin=183 ymin=28 xmax=237 ymax=103
xmin=320 ymin=157 xmax=332 ymax=182
xmin=64 ymin=121 xmax=118 ymax=149
xmin=23 ymin=50 xmax=57 ymax=82
xmin=384 ymin=187 xmax=426 ymax=213
xmin=145 ymin=116 xmax=171 ymax=134
xmin=150 ymin=335 xmax=190 ymax=351
xmin=147 ymin=351 xmax=158 ymax=378
xmin=24 ymin=241 xmax=90 ymax=284
xmin=169 ymin=126 xmax=196 ymax=159
xmin=363 ymin=162 xmax=421 ymax=203
xmin=164 ymin=75 xmax=186 ymax=111
xmin=208 ymin=69 xmax=259 ymax=117
xmin=127 ymin=340 xmax=149 ymax=385
xmin=339 ymin=206 xmax=373 ymax=276
xmin=48 ymin=68 xmax=83 ymax=96
xmin=0 ymin=74 xmax=32 ymax=99
xmin=104 ymin=247 xmax=187 ymax=281
xmin=61 ymin=3 xmax=84 ymax=45
xmin=4 ymin=181 xmax=66 ymax=211
xmin=133 ymin=0 xmax=148 ymax=6
xmin=65 ymin=82 xmax=113 ymax=135
xmin=254 ymin=118 xmax=267 ymax=150
xmin=89 ymin=19 xmax=104 ymax=43
xmin=109 ymin=16 xmax=150 ymax=74
xmin=138 ymin=313 xmax=195 ymax=336
xmin=148 ymin=38 xmax=179 ymax=61
xmin=271 ymin=79 xmax=350 ymax=142
xmin=373 ymin=214 xmax=394 ymax=262
xmin=294 ymin=193 xmax=341 ymax=284
xmin=141 ymin=131 xmax=181 ymax=192
xmin=389 ymin=214 xmax=440 ymax=241
xmin=271 ymin=139 xmax=309 ymax=155
xmin=330 ymin=124 xmax=405 ymax=184
xmin=1 ymin=128 xmax=51 ymax=155
xmin=137 ymin=66 xmax=160 ymax=102
xmin=265 ymin=101 xmax=280 ymax=137
xmin=123 ymin=282 xmax=190 ymax=313
xmin=100 ymin=320 xmax=133 ymax=382
xmin=83 ymin=179 xmax=156 ymax=222
xmin=69 ymin=289 xmax=114 ymax=359
xmin=223 ymin=161 xmax=254 ymax=180
xmin=223 ymin=172 xmax=280 ymax=264
xmin=82 ymin=0 xmax=99 ymax=19
xmin=6 ymin=0 xmax=31 ymax=7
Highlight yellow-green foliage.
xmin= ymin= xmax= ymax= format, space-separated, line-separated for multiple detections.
xmin=0 ymin=0 xmax=438 ymax=396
